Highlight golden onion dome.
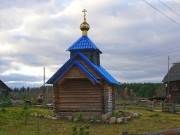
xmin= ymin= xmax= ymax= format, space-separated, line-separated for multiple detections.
xmin=80 ymin=9 xmax=90 ymax=36
xmin=80 ymin=21 xmax=90 ymax=31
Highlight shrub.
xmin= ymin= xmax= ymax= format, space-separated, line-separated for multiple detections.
xmin=21 ymin=100 xmax=32 ymax=125
xmin=71 ymin=124 xmax=90 ymax=135
xmin=90 ymin=115 xmax=97 ymax=123
xmin=76 ymin=112 xmax=85 ymax=122
xmin=113 ymin=110 xmax=121 ymax=118
xmin=0 ymin=96 xmax=12 ymax=112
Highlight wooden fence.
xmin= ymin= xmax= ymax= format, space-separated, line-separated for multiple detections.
xmin=162 ymin=103 xmax=175 ymax=112
xmin=116 ymin=101 xmax=180 ymax=113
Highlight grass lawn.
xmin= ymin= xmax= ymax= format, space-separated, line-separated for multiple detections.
xmin=0 ymin=107 xmax=179 ymax=135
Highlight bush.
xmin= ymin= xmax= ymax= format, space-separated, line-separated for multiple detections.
xmin=90 ymin=115 xmax=97 ymax=123
xmin=113 ymin=110 xmax=121 ymax=118
xmin=76 ymin=112 xmax=85 ymax=122
xmin=71 ymin=124 xmax=90 ymax=135
xmin=21 ymin=100 xmax=32 ymax=125
xmin=0 ymin=96 xmax=12 ymax=112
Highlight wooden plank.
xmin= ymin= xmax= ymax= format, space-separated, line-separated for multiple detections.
xmin=58 ymin=95 xmax=102 ymax=98
xmin=58 ymin=100 xmax=102 ymax=103
xmin=59 ymin=91 xmax=101 ymax=94
xmin=58 ymin=105 xmax=102 ymax=108
xmin=59 ymin=109 xmax=102 ymax=112
xmin=59 ymin=98 xmax=102 ymax=101
xmin=58 ymin=106 xmax=101 ymax=111
xmin=59 ymin=100 xmax=101 ymax=104
xmin=75 ymin=57 xmax=102 ymax=79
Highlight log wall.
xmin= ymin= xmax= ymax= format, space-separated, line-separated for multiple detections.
xmin=56 ymin=79 xmax=103 ymax=113
xmin=169 ymin=81 xmax=180 ymax=103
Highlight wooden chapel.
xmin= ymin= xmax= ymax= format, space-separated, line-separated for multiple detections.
xmin=47 ymin=9 xmax=120 ymax=117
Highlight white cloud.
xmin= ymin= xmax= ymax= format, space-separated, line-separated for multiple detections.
xmin=0 ymin=0 xmax=180 ymax=87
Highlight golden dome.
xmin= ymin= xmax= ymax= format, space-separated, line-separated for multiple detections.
xmin=80 ymin=21 xmax=90 ymax=31
xmin=80 ymin=9 xmax=90 ymax=36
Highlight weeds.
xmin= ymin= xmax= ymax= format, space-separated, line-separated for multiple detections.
xmin=149 ymin=112 xmax=161 ymax=117
xmin=76 ymin=112 xmax=85 ymax=122
xmin=21 ymin=101 xmax=32 ymax=125
xmin=72 ymin=124 xmax=90 ymax=135
xmin=90 ymin=115 xmax=97 ymax=123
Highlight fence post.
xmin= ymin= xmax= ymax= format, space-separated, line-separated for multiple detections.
xmin=172 ymin=103 xmax=175 ymax=113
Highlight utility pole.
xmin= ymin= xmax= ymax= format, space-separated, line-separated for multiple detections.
xmin=167 ymin=55 xmax=170 ymax=95
xmin=43 ymin=67 xmax=45 ymax=87
xmin=43 ymin=67 xmax=46 ymax=98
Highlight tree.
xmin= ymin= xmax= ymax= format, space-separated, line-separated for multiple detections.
xmin=21 ymin=99 xmax=32 ymax=125
xmin=117 ymin=83 xmax=164 ymax=98
xmin=155 ymin=84 xmax=166 ymax=97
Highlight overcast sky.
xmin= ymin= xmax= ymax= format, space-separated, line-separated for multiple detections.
xmin=0 ymin=0 xmax=180 ymax=88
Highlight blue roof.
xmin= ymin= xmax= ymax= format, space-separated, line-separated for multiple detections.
xmin=46 ymin=52 xmax=120 ymax=85
xmin=77 ymin=53 xmax=120 ymax=85
xmin=94 ymin=65 xmax=120 ymax=85
xmin=67 ymin=36 xmax=102 ymax=53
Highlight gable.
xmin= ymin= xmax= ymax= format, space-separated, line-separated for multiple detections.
xmin=75 ymin=56 xmax=102 ymax=79
xmin=0 ymin=80 xmax=10 ymax=91
xmin=163 ymin=62 xmax=180 ymax=82
xmin=65 ymin=65 xmax=85 ymax=78
xmin=47 ymin=52 xmax=102 ymax=84
xmin=46 ymin=52 xmax=120 ymax=85
xmin=55 ymin=61 xmax=99 ymax=85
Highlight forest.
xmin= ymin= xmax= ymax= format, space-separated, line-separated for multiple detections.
xmin=116 ymin=83 xmax=166 ymax=99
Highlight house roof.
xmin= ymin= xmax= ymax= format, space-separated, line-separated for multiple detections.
xmin=162 ymin=62 xmax=180 ymax=82
xmin=46 ymin=52 xmax=120 ymax=85
xmin=67 ymin=36 xmax=102 ymax=53
xmin=0 ymin=80 xmax=11 ymax=90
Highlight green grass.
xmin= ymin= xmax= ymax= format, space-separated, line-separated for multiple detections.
xmin=0 ymin=107 xmax=179 ymax=135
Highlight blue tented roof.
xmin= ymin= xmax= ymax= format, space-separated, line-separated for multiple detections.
xmin=67 ymin=36 xmax=102 ymax=53
xmin=46 ymin=52 xmax=120 ymax=85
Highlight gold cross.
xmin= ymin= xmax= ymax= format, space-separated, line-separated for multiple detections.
xmin=82 ymin=9 xmax=87 ymax=21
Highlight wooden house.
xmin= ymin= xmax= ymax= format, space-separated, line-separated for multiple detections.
xmin=0 ymin=80 xmax=10 ymax=101
xmin=162 ymin=62 xmax=180 ymax=104
xmin=47 ymin=11 xmax=120 ymax=117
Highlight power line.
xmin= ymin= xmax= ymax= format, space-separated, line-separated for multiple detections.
xmin=157 ymin=0 xmax=180 ymax=17
xmin=143 ymin=46 xmax=180 ymax=59
xmin=111 ymin=46 xmax=180 ymax=69
xmin=142 ymin=0 xmax=180 ymax=26
xmin=171 ymin=0 xmax=180 ymax=8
